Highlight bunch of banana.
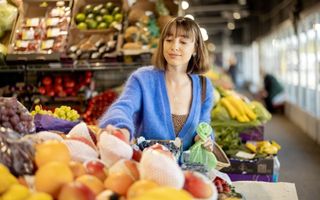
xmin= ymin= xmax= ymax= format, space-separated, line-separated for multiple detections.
xmin=220 ymin=95 xmax=257 ymax=123
xmin=245 ymin=140 xmax=281 ymax=155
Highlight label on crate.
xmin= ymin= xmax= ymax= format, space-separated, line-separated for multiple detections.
xmin=47 ymin=28 xmax=60 ymax=38
xmin=16 ymin=40 xmax=29 ymax=48
xmin=41 ymin=40 xmax=54 ymax=50
xmin=22 ymin=29 xmax=35 ymax=40
xmin=26 ymin=18 xmax=40 ymax=27
xmin=46 ymin=18 xmax=60 ymax=27
xmin=50 ymin=7 xmax=65 ymax=17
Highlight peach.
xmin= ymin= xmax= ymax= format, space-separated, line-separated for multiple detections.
xmin=35 ymin=140 xmax=71 ymax=168
xmin=127 ymin=180 xmax=159 ymax=199
xmin=69 ymin=161 xmax=86 ymax=178
xmin=35 ymin=162 xmax=73 ymax=198
xmin=58 ymin=182 xmax=95 ymax=200
xmin=104 ymin=172 xmax=134 ymax=196
xmin=183 ymin=171 xmax=213 ymax=199
xmin=84 ymin=160 xmax=108 ymax=181
xmin=76 ymin=175 xmax=104 ymax=196
xmin=109 ymin=159 xmax=140 ymax=181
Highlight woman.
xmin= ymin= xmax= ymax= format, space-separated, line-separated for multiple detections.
xmin=99 ymin=17 xmax=214 ymax=151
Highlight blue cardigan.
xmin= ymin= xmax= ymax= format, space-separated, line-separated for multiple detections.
xmin=99 ymin=66 xmax=214 ymax=150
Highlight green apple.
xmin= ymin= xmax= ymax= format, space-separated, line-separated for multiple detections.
xmin=75 ymin=13 xmax=86 ymax=23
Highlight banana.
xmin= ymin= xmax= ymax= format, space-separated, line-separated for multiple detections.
xmin=220 ymin=98 xmax=238 ymax=119
xmin=225 ymin=96 xmax=245 ymax=116
xmin=245 ymin=143 xmax=257 ymax=153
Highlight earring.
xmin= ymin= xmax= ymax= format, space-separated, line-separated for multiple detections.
xmin=192 ymin=52 xmax=196 ymax=57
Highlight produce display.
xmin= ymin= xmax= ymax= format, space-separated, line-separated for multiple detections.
xmin=10 ymin=1 xmax=71 ymax=54
xmin=73 ymin=1 xmax=123 ymax=30
xmin=37 ymin=72 xmax=92 ymax=97
xmin=82 ymin=89 xmax=118 ymax=124
xmin=0 ymin=97 xmax=35 ymax=134
xmin=31 ymin=105 xmax=80 ymax=122
xmin=0 ymin=120 xmax=229 ymax=200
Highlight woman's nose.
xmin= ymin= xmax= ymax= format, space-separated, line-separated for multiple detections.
xmin=170 ymin=40 xmax=179 ymax=51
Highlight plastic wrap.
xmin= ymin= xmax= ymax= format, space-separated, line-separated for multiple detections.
xmin=0 ymin=127 xmax=35 ymax=176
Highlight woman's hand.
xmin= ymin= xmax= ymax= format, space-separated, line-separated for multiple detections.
xmin=194 ymin=135 xmax=214 ymax=152
xmin=105 ymin=124 xmax=131 ymax=143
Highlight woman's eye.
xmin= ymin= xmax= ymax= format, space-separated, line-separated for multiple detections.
xmin=165 ymin=39 xmax=172 ymax=42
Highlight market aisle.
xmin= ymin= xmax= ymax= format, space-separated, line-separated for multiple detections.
xmin=264 ymin=114 xmax=320 ymax=200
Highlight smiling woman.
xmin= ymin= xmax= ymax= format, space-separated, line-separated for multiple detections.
xmin=99 ymin=17 xmax=214 ymax=151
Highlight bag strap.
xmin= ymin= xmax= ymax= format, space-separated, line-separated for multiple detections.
xmin=200 ymin=75 xmax=206 ymax=103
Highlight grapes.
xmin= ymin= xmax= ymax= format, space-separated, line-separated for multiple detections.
xmin=31 ymin=105 xmax=80 ymax=122
xmin=0 ymin=97 xmax=35 ymax=135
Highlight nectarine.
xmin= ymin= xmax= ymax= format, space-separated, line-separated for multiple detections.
xmin=104 ymin=172 xmax=134 ymax=196
xmin=58 ymin=182 xmax=95 ymax=200
xmin=183 ymin=171 xmax=213 ymax=199
xmin=76 ymin=175 xmax=104 ymax=195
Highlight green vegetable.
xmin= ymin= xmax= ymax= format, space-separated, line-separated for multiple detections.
xmin=0 ymin=2 xmax=18 ymax=31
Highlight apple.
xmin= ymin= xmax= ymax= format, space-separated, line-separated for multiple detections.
xmin=76 ymin=174 xmax=104 ymax=195
xmin=132 ymin=148 xmax=142 ymax=162
xmin=84 ymin=160 xmax=108 ymax=181
xmin=69 ymin=161 xmax=86 ymax=178
xmin=42 ymin=76 xmax=52 ymax=86
xmin=109 ymin=159 xmax=140 ymax=181
xmin=183 ymin=171 xmax=213 ymax=199
xmin=58 ymin=182 xmax=95 ymax=200
xmin=38 ymin=86 xmax=46 ymax=95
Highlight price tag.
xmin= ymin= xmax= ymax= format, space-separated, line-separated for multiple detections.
xmin=49 ymin=63 xmax=62 ymax=68
xmin=22 ymin=29 xmax=35 ymax=40
xmin=47 ymin=28 xmax=60 ymax=38
xmin=16 ymin=40 xmax=29 ymax=48
xmin=41 ymin=40 xmax=54 ymax=50
xmin=46 ymin=18 xmax=60 ymax=26
xmin=26 ymin=18 xmax=40 ymax=27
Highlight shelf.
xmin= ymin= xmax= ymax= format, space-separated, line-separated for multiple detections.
xmin=0 ymin=65 xmax=25 ymax=73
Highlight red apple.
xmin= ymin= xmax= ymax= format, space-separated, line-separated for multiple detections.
xmin=42 ymin=76 xmax=52 ymax=86
xmin=132 ymin=148 xmax=142 ymax=162
xmin=84 ymin=160 xmax=108 ymax=181
xmin=58 ymin=182 xmax=95 ymax=200
xmin=183 ymin=171 xmax=213 ymax=199
xmin=38 ymin=86 xmax=46 ymax=95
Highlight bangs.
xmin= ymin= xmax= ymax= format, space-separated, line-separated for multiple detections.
xmin=164 ymin=19 xmax=195 ymax=40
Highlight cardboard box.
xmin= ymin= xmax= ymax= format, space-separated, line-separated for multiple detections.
xmin=239 ymin=126 xmax=264 ymax=142
xmin=221 ymin=156 xmax=274 ymax=175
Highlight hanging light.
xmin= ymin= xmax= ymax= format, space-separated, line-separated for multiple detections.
xmin=181 ymin=1 xmax=189 ymax=10
xmin=185 ymin=14 xmax=194 ymax=20
xmin=227 ymin=22 xmax=235 ymax=30
xmin=233 ymin=11 xmax=241 ymax=20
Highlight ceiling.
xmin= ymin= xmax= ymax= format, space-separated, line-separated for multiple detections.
xmin=184 ymin=0 xmax=320 ymax=45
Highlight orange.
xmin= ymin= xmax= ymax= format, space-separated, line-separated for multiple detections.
xmin=104 ymin=172 xmax=134 ymax=196
xmin=35 ymin=140 xmax=71 ymax=168
xmin=127 ymin=180 xmax=159 ymax=199
xmin=76 ymin=174 xmax=104 ymax=195
xmin=35 ymin=162 xmax=73 ymax=198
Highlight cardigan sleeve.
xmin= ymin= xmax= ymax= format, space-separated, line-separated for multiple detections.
xmin=99 ymin=73 xmax=142 ymax=139
xmin=199 ymin=77 xmax=215 ymax=139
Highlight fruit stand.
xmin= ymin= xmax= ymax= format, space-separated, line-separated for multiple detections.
xmin=0 ymin=0 xmax=298 ymax=199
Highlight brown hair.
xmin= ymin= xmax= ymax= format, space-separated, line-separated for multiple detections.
xmin=153 ymin=16 xmax=209 ymax=74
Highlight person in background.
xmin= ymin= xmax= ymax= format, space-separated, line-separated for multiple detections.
xmin=259 ymin=68 xmax=285 ymax=113
xmin=99 ymin=17 xmax=214 ymax=151
xmin=227 ymin=56 xmax=237 ymax=87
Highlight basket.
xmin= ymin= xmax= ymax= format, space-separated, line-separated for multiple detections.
xmin=212 ymin=142 xmax=230 ymax=170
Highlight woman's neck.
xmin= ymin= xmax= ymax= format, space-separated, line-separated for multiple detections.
xmin=165 ymin=67 xmax=190 ymax=86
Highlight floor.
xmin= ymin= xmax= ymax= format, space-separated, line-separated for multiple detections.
xmin=264 ymin=114 xmax=320 ymax=200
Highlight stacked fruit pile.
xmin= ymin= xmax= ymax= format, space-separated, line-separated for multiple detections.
xmin=0 ymin=97 xmax=35 ymax=134
xmin=31 ymin=105 xmax=80 ymax=122
xmin=74 ymin=2 xmax=122 ymax=30
xmin=38 ymin=72 xmax=92 ymax=97
xmin=0 ymin=122 xmax=220 ymax=200
xmin=82 ymin=89 xmax=117 ymax=124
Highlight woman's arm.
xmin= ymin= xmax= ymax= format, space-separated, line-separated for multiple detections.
xmin=99 ymin=74 xmax=142 ymax=140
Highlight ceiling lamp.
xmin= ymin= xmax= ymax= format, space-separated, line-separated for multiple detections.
xmin=227 ymin=22 xmax=235 ymax=30
xmin=181 ymin=1 xmax=189 ymax=10
xmin=185 ymin=14 xmax=194 ymax=20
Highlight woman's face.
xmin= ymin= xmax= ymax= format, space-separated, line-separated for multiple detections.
xmin=163 ymin=29 xmax=195 ymax=70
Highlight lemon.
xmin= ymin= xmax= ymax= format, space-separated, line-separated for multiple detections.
xmin=2 ymin=184 xmax=30 ymax=200
xmin=0 ymin=164 xmax=10 ymax=174
xmin=25 ymin=192 xmax=53 ymax=200
xmin=0 ymin=173 xmax=18 ymax=194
